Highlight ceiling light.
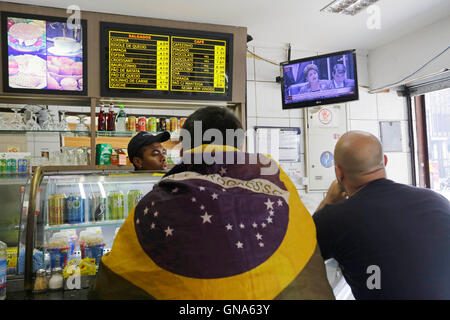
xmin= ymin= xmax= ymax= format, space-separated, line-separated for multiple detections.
xmin=320 ymin=0 xmax=379 ymax=16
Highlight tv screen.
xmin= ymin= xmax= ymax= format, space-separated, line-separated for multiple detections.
xmin=280 ymin=49 xmax=358 ymax=109
xmin=1 ymin=12 xmax=87 ymax=95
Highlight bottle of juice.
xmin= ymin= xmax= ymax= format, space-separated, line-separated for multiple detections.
xmin=0 ymin=240 xmax=6 ymax=300
xmin=116 ymin=105 xmax=127 ymax=132
xmin=107 ymin=103 xmax=115 ymax=132
xmin=98 ymin=103 xmax=106 ymax=131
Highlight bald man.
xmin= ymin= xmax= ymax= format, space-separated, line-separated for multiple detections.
xmin=313 ymin=131 xmax=450 ymax=300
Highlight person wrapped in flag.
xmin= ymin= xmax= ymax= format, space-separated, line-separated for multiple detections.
xmin=88 ymin=106 xmax=334 ymax=300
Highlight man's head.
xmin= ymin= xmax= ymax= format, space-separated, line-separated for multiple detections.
xmin=334 ymin=130 xmax=387 ymax=195
xmin=128 ymin=131 xmax=170 ymax=170
xmin=332 ymin=63 xmax=347 ymax=85
xmin=181 ymin=106 xmax=244 ymax=151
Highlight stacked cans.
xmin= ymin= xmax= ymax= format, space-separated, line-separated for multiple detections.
xmin=65 ymin=194 xmax=85 ymax=224
xmin=107 ymin=191 xmax=125 ymax=220
xmin=127 ymin=190 xmax=143 ymax=216
xmin=89 ymin=193 xmax=107 ymax=222
xmin=48 ymin=194 xmax=66 ymax=225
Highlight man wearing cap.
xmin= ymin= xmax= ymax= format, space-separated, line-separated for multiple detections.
xmin=127 ymin=131 xmax=170 ymax=171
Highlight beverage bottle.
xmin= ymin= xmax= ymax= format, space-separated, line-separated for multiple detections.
xmin=0 ymin=240 xmax=6 ymax=300
xmin=116 ymin=105 xmax=127 ymax=132
xmin=98 ymin=103 xmax=106 ymax=131
xmin=107 ymin=103 xmax=115 ymax=132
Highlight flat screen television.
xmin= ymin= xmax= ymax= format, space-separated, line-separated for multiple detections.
xmin=280 ymin=49 xmax=358 ymax=109
xmin=1 ymin=12 xmax=87 ymax=95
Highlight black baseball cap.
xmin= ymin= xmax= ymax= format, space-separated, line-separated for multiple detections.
xmin=128 ymin=131 xmax=170 ymax=162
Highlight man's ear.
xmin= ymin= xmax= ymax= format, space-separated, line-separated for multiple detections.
xmin=132 ymin=157 xmax=143 ymax=169
xmin=335 ymin=165 xmax=344 ymax=182
xmin=384 ymin=154 xmax=388 ymax=166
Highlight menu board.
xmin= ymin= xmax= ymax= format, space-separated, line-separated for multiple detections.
xmin=1 ymin=12 xmax=87 ymax=95
xmin=101 ymin=22 xmax=233 ymax=100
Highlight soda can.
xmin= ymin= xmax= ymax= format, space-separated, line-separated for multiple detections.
xmin=18 ymin=158 xmax=29 ymax=174
xmin=7 ymin=158 xmax=17 ymax=173
xmin=137 ymin=117 xmax=147 ymax=132
xmin=180 ymin=117 xmax=187 ymax=129
xmin=127 ymin=116 xmax=136 ymax=132
xmin=89 ymin=193 xmax=106 ymax=222
xmin=67 ymin=194 xmax=84 ymax=224
xmin=159 ymin=118 xmax=166 ymax=131
xmin=49 ymin=194 xmax=66 ymax=225
xmin=108 ymin=191 xmax=124 ymax=220
xmin=127 ymin=190 xmax=143 ymax=216
xmin=170 ymin=117 xmax=178 ymax=133
xmin=0 ymin=158 xmax=6 ymax=173
xmin=149 ymin=117 xmax=157 ymax=132
xmin=165 ymin=118 xmax=171 ymax=132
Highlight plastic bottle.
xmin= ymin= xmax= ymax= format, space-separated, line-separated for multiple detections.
xmin=116 ymin=105 xmax=127 ymax=132
xmin=106 ymin=103 xmax=115 ymax=132
xmin=0 ymin=240 xmax=7 ymax=300
xmin=98 ymin=102 xmax=106 ymax=131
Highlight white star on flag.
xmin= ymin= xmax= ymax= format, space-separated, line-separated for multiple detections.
xmin=150 ymin=223 xmax=155 ymax=229
xmin=239 ymin=223 xmax=245 ymax=229
xmin=211 ymin=193 xmax=218 ymax=200
xmin=219 ymin=167 xmax=227 ymax=176
xmin=200 ymin=205 xmax=205 ymax=211
xmin=136 ymin=219 xmax=140 ymax=225
xmin=225 ymin=224 xmax=233 ymax=231
xmin=222 ymin=189 xmax=226 ymax=192
xmin=277 ymin=199 xmax=283 ymax=207
xmin=171 ymin=188 xmax=179 ymax=194
xmin=191 ymin=197 xmax=196 ymax=202
xmin=264 ymin=198 xmax=274 ymax=210
xmin=252 ymin=222 xmax=258 ymax=228
xmin=267 ymin=217 xmax=273 ymax=224
xmin=236 ymin=241 xmax=243 ymax=249
xmin=151 ymin=201 xmax=155 ymax=206
xmin=199 ymin=186 xmax=205 ymax=191
xmin=259 ymin=242 xmax=264 ymax=248
xmin=200 ymin=212 xmax=212 ymax=224
xmin=261 ymin=223 xmax=267 ymax=228
xmin=165 ymin=226 xmax=174 ymax=237
xmin=153 ymin=211 xmax=159 ymax=217
xmin=143 ymin=207 xmax=149 ymax=215
xmin=269 ymin=210 xmax=274 ymax=216
xmin=256 ymin=233 xmax=263 ymax=240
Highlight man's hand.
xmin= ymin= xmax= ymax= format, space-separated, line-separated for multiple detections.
xmin=324 ymin=180 xmax=347 ymax=204
xmin=315 ymin=180 xmax=348 ymax=212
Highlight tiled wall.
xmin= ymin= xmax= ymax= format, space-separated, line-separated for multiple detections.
xmin=246 ymin=46 xmax=412 ymax=213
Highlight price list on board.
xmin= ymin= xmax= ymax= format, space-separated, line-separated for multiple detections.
xmin=171 ymin=36 xmax=226 ymax=93
xmin=108 ymin=31 xmax=170 ymax=90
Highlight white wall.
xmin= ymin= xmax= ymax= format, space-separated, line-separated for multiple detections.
xmin=247 ymin=45 xmax=412 ymax=213
xmin=368 ymin=15 xmax=450 ymax=91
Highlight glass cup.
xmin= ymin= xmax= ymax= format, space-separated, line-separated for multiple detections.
xmin=8 ymin=106 xmax=26 ymax=130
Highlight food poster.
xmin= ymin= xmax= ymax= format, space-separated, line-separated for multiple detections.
xmin=7 ymin=17 xmax=83 ymax=91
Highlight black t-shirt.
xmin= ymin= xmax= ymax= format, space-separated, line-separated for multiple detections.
xmin=313 ymin=178 xmax=450 ymax=299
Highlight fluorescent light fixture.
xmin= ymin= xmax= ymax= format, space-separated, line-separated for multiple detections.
xmin=78 ymin=183 xmax=86 ymax=199
xmin=320 ymin=0 xmax=379 ymax=15
xmin=97 ymin=181 xmax=107 ymax=199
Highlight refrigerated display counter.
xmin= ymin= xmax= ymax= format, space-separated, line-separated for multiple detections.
xmin=5 ymin=167 xmax=164 ymax=299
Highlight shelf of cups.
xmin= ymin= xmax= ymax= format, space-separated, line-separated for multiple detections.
xmin=0 ymin=130 xmax=91 ymax=135
xmin=44 ymin=219 xmax=126 ymax=232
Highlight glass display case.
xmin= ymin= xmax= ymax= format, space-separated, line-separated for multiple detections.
xmin=16 ymin=168 xmax=165 ymax=292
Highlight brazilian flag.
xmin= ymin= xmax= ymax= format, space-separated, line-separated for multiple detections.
xmin=88 ymin=146 xmax=334 ymax=299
